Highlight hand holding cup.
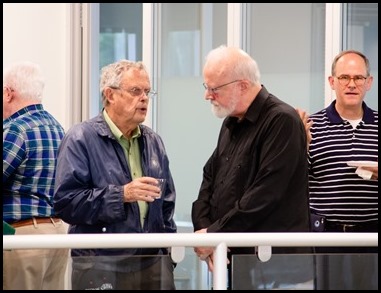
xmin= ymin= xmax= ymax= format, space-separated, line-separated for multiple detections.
xmin=155 ymin=178 xmax=166 ymax=199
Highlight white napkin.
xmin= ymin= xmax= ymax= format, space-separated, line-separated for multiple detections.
xmin=355 ymin=167 xmax=373 ymax=180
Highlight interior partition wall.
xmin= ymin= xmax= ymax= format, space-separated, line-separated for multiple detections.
xmin=68 ymin=3 xmax=381 ymax=289
xmin=76 ymin=6 xmax=379 ymax=287
xmin=80 ymin=1 xmax=378 ymax=235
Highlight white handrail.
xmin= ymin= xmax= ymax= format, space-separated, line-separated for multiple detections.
xmin=3 ymin=232 xmax=378 ymax=290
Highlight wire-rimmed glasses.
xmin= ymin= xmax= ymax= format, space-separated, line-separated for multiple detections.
xmin=110 ymin=86 xmax=157 ymax=98
xmin=202 ymin=80 xmax=242 ymax=94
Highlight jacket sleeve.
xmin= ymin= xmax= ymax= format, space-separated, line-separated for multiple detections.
xmin=149 ymin=133 xmax=177 ymax=234
xmin=53 ymin=125 xmax=126 ymax=225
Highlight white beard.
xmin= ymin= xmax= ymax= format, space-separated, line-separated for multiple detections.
xmin=211 ymin=94 xmax=238 ymax=118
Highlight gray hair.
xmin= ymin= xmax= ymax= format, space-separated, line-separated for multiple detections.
xmin=100 ymin=60 xmax=148 ymax=106
xmin=205 ymin=45 xmax=261 ymax=85
xmin=3 ymin=61 xmax=45 ymax=102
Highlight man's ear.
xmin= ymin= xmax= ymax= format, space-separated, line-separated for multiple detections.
xmin=365 ymin=75 xmax=373 ymax=92
xmin=239 ymin=80 xmax=250 ymax=93
xmin=3 ymin=87 xmax=14 ymax=102
xmin=328 ymin=76 xmax=335 ymax=90
xmin=104 ymin=87 xmax=116 ymax=104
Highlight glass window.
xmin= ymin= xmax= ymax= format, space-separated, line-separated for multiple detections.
xmin=343 ymin=3 xmax=378 ymax=110
xmin=97 ymin=4 xmax=143 ymax=112
xmin=158 ymin=3 xmax=228 ymax=224
xmin=100 ymin=3 xmax=142 ymax=66
xmin=83 ymin=3 xmax=377 ymax=289
xmin=247 ymin=3 xmax=326 ymax=114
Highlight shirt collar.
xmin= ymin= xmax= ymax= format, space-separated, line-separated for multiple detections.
xmin=102 ymin=109 xmax=141 ymax=140
xmin=326 ymin=100 xmax=376 ymax=124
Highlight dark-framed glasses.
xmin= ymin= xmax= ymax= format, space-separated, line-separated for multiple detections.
xmin=110 ymin=86 xmax=157 ymax=98
xmin=202 ymin=80 xmax=241 ymax=94
xmin=335 ymin=75 xmax=368 ymax=86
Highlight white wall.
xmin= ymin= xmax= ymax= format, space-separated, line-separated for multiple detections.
xmin=3 ymin=3 xmax=72 ymax=130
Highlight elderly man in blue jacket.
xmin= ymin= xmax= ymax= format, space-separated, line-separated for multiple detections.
xmin=54 ymin=60 xmax=177 ymax=290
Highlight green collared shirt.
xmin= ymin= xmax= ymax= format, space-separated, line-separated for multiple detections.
xmin=103 ymin=110 xmax=147 ymax=227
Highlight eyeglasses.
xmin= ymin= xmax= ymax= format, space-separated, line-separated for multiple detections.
xmin=202 ymin=80 xmax=241 ymax=94
xmin=110 ymin=86 xmax=157 ymax=98
xmin=335 ymin=75 xmax=368 ymax=86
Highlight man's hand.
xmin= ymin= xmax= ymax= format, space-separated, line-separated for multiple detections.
xmin=296 ymin=108 xmax=313 ymax=149
xmin=360 ymin=166 xmax=378 ymax=180
xmin=193 ymin=228 xmax=230 ymax=272
xmin=193 ymin=228 xmax=214 ymax=261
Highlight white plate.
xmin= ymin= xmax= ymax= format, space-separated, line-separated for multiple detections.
xmin=346 ymin=161 xmax=378 ymax=168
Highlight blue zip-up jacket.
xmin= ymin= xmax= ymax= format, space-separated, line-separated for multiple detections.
xmin=53 ymin=113 xmax=176 ymax=266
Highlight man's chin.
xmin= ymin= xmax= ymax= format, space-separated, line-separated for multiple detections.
xmin=211 ymin=106 xmax=229 ymax=119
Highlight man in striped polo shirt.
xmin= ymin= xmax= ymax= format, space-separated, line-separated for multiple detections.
xmin=307 ymin=50 xmax=378 ymax=238
xmin=298 ymin=50 xmax=378 ymax=290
